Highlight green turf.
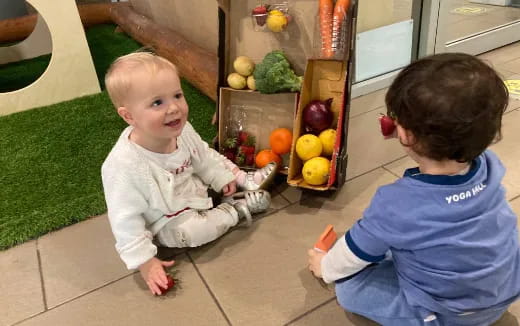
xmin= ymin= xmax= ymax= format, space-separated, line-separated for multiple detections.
xmin=0 ymin=24 xmax=216 ymax=250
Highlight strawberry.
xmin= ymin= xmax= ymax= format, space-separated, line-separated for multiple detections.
xmin=238 ymin=131 xmax=249 ymax=145
xmin=235 ymin=152 xmax=245 ymax=166
xmin=252 ymin=5 xmax=268 ymax=26
xmin=379 ymin=114 xmax=396 ymax=137
xmin=223 ymin=149 xmax=236 ymax=162
xmin=160 ymin=275 xmax=175 ymax=295
xmin=245 ymin=153 xmax=255 ymax=166
xmin=223 ymin=137 xmax=238 ymax=149
xmin=239 ymin=145 xmax=255 ymax=155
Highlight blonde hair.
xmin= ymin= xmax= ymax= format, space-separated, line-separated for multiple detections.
xmin=105 ymin=51 xmax=178 ymax=108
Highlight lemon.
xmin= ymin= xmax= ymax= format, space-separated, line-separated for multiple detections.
xmin=267 ymin=10 xmax=288 ymax=32
xmin=247 ymin=75 xmax=256 ymax=90
xmin=302 ymin=157 xmax=330 ymax=185
xmin=296 ymin=134 xmax=322 ymax=161
xmin=319 ymin=129 xmax=337 ymax=156
xmin=233 ymin=56 xmax=255 ymax=76
xmin=227 ymin=73 xmax=246 ymax=89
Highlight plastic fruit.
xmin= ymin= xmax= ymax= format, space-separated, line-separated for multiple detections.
xmin=319 ymin=129 xmax=336 ymax=156
xmin=227 ymin=73 xmax=246 ymax=89
xmin=269 ymin=128 xmax=293 ymax=155
xmin=379 ymin=114 xmax=396 ymax=137
xmin=247 ymin=75 xmax=256 ymax=90
xmin=267 ymin=10 xmax=288 ymax=32
xmin=255 ymin=149 xmax=282 ymax=168
xmin=233 ymin=56 xmax=255 ymax=77
xmin=302 ymin=157 xmax=330 ymax=186
xmin=303 ymin=99 xmax=333 ymax=134
xmin=295 ymin=134 xmax=322 ymax=161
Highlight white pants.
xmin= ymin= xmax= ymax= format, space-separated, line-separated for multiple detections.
xmin=155 ymin=203 xmax=239 ymax=248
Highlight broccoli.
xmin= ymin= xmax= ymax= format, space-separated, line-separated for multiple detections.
xmin=253 ymin=50 xmax=303 ymax=94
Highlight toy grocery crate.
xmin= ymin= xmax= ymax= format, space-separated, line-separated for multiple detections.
xmin=216 ymin=0 xmax=358 ymax=190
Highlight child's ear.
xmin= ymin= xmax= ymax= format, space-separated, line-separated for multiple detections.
xmin=117 ymin=107 xmax=135 ymax=125
xmin=396 ymin=124 xmax=415 ymax=146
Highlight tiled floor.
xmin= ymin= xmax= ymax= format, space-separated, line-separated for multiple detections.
xmin=2 ymin=43 xmax=520 ymax=326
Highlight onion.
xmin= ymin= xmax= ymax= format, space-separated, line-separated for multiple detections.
xmin=303 ymin=99 xmax=333 ymax=134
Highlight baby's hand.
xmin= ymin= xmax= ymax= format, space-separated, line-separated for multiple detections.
xmin=138 ymin=257 xmax=175 ymax=295
xmin=222 ymin=180 xmax=237 ymax=196
xmin=307 ymin=249 xmax=326 ymax=278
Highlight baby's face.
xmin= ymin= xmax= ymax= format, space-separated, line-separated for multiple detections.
xmin=124 ymin=67 xmax=189 ymax=143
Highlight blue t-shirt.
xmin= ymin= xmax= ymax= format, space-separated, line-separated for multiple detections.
xmin=348 ymin=150 xmax=520 ymax=315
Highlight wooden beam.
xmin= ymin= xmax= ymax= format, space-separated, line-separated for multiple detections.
xmin=109 ymin=5 xmax=218 ymax=101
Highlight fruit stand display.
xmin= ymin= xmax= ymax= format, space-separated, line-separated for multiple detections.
xmin=217 ymin=0 xmax=357 ymax=190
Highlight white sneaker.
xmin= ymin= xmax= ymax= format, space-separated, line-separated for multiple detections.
xmin=240 ymin=162 xmax=278 ymax=191
xmin=223 ymin=190 xmax=271 ymax=226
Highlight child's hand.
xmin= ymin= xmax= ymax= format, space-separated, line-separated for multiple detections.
xmin=307 ymin=249 xmax=326 ymax=278
xmin=138 ymin=257 xmax=175 ymax=295
xmin=222 ymin=180 xmax=237 ymax=196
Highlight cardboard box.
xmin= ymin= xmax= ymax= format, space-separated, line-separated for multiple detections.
xmin=287 ymin=59 xmax=349 ymax=190
xmin=218 ymin=88 xmax=298 ymax=173
xmin=217 ymin=0 xmax=357 ymax=190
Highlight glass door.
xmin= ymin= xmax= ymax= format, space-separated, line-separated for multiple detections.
xmin=433 ymin=0 xmax=520 ymax=54
xmin=351 ymin=0 xmax=424 ymax=97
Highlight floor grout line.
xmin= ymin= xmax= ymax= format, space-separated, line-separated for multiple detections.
xmin=382 ymin=165 xmax=401 ymax=178
xmin=35 ymin=239 xmax=48 ymax=312
xmin=187 ymin=252 xmax=233 ymax=326
xmin=510 ymin=194 xmax=520 ymax=202
xmin=345 ymin=154 xmax=408 ymax=183
xmin=283 ymin=297 xmax=337 ymax=325
xmin=349 ymin=104 xmax=386 ymax=120
xmin=11 ymin=271 xmax=138 ymax=326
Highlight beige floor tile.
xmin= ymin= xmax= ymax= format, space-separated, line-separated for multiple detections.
xmin=490 ymin=109 xmax=520 ymax=200
xmin=510 ymin=300 xmax=520 ymax=321
xmin=276 ymin=182 xmax=303 ymax=204
xmin=479 ymin=42 xmax=520 ymax=66
xmin=18 ymin=254 xmax=229 ymax=326
xmin=0 ymin=241 xmax=44 ymax=326
xmin=188 ymin=168 xmax=395 ymax=325
xmin=384 ymin=156 xmax=415 ymax=178
xmin=38 ymin=215 xmax=131 ymax=308
xmin=500 ymin=57 xmax=520 ymax=75
xmin=510 ymin=197 xmax=520 ymax=216
xmin=349 ymin=88 xmax=387 ymax=118
xmin=346 ymin=107 xmax=406 ymax=179
xmin=289 ymin=300 xmax=355 ymax=326
xmin=501 ymin=73 xmax=520 ymax=113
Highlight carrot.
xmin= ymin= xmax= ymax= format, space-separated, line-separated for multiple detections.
xmin=332 ymin=0 xmax=350 ymax=55
xmin=319 ymin=0 xmax=334 ymax=58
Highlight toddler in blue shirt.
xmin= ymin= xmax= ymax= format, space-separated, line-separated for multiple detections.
xmin=308 ymin=53 xmax=519 ymax=325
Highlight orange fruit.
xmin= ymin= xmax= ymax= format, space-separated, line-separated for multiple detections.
xmin=269 ymin=128 xmax=293 ymax=155
xmin=255 ymin=149 xmax=282 ymax=168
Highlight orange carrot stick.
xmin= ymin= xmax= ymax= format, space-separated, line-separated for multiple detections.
xmin=314 ymin=224 xmax=337 ymax=252
xmin=332 ymin=0 xmax=350 ymax=55
xmin=319 ymin=0 xmax=334 ymax=58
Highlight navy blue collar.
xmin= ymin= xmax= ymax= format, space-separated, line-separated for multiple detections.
xmin=403 ymin=157 xmax=481 ymax=185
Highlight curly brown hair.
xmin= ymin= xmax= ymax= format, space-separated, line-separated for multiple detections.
xmin=385 ymin=53 xmax=509 ymax=163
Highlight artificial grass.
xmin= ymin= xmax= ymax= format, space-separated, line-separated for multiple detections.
xmin=0 ymin=24 xmax=217 ymax=250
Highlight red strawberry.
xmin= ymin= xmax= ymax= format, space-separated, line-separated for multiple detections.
xmin=223 ymin=137 xmax=238 ymax=149
xmin=223 ymin=148 xmax=236 ymax=162
xmin=239 ymin=145 xmax=255 ymax=155
xmin=252 ymin=5 xmax=268 ymax=26
xmin=160 ymin=275 xmax=175 ymax=295
xmin=379 ymin=114 xmax=396 ymax=137
xmin=245 ymin=153 xmax=255 ymax=166
xmin=235 ymin=152 xmax=245 ymax=166
xmin=238 ymin=131 xmax=249 ymax=145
